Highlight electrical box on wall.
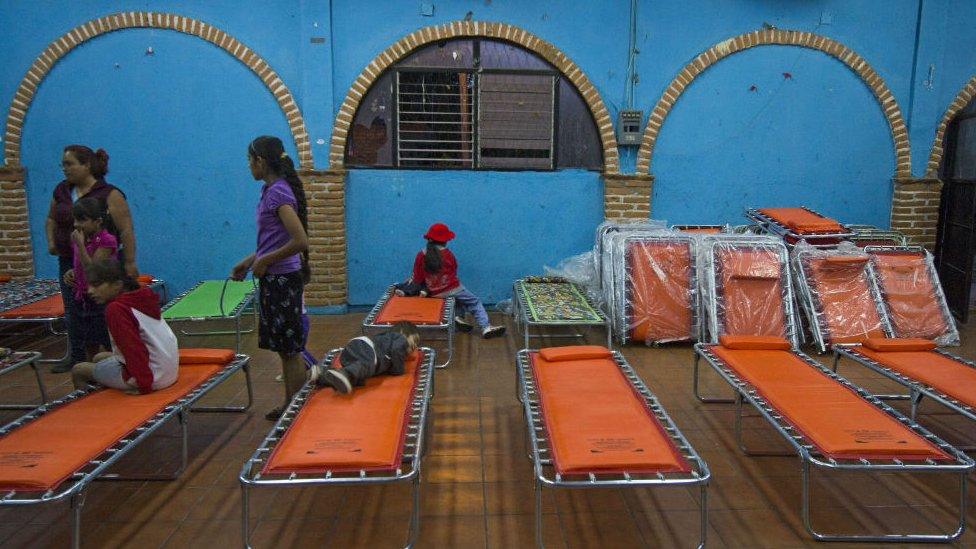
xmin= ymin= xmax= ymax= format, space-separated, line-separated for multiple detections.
xmin=616 ymin=110 xmax=643 ymax=145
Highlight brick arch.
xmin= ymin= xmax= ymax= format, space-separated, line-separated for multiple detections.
xmin=328 ymin=20 xmax=620 ymax=174
xmin=636 ymin=28 xmax=912 ymax=178
xmin=3 ymin=11 xmax=312 ymax=168
xmin=925 ymin=76 xmax=976 ymax=176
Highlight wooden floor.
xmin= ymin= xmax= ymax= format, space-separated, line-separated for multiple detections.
xmin=1 ymin=312 xmax=976 ymax=548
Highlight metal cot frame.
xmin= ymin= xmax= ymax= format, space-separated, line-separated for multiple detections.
xmin=239 ymin=347 xmax=435 ymax=549
xmin=160 ymin=280 xmax=257 ymax=353
xmin=0 ymin=351 xmax=47 ymax=410
xmin=617 ymin=234 xmax=700 ymax=346
xmin=362 ymin=286 xmax=455 ymax=369
xmin=512 ymin=278 xmax=611 ymax=349
xmin=0 ymin=354 xmax=252 ymax=549
xmin=791 ymin=247 xmax=890 ymax=355
xmin=516 ymin=349 xmax=710 ymax=549
xmin=745 ymin=206 xmax=855 ymax=248
xmin=692 ymin=236 xmax=975 ymax=542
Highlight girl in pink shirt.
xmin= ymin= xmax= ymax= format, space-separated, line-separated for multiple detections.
xmin=62 ymin=197 xmax=118 ymax=359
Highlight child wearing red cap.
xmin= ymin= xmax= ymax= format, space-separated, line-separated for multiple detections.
xmin=398 ymin=222 xmax=506 ymax=338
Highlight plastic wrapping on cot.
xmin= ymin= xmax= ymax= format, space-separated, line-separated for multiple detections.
xmin=868 ymin=249 xmax=960 ymax=346
xmin=714 ymin=242 xmax=788 ymax=340
xmin=794 ymin=243 xmax=885 ymax=344
xmin=624 ymin=238 xmax=695 ymax=344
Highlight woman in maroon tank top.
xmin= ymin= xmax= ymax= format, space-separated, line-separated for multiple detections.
xmin=44 ymin=145 xmax=139 ymax=372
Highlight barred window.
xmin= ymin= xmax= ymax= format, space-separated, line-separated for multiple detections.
xmin=345 ymin=38 xmax=601 ymax=171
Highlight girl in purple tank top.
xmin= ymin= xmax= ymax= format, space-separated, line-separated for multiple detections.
xmin=230 ymin=136 xmax=311 ymax=421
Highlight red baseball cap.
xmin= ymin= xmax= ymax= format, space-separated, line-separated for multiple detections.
xmin=423 ymin=222 xmax=456 ymax=242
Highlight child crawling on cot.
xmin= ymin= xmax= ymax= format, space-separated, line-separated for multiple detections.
xmin=306 ymin=321 xmax=419 ymax=394
xmin=71 ymin=258 xmax=178 ymax=394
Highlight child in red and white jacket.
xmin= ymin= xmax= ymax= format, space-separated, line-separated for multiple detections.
xmin=71 ymin=258 xmax=178 ymax=394
xmin=398 ymin=223 xmax=505 ymax=338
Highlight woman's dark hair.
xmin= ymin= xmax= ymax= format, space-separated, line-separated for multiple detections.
xmin=423 ymin=239 xmax=444 ymax=273
xmin=85 ymin=258 xmax=139 ymax=291
xmin=63 ymin=145 xmax=109 ymax=179
xmin=71 ymin=196 xmax=107 ymax=222
xmin=248 ymin=136 xmax=310 ymax=283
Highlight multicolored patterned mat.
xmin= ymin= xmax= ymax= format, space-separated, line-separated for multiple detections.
xmin=0 ymin=279 xmax=60 ymax=312
xmin=518 ymin=277 xmax=602 ymax=323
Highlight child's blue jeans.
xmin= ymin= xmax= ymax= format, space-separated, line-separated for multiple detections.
xmin=451 ymin=286 xmax=491 ymax=328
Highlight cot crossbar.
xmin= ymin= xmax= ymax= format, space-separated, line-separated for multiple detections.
xmin=745 ymin=207 xmax=854 ymax=247
xmin=363 ymin=286 xmax=455 ymax=368
xmin=239 ymin=347 xmax=434 ymax=549
xmin=516 ymin=349 xmax=709 ymax=548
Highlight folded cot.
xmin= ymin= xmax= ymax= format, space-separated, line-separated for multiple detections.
xmin=791 ymin=244 xmax=888 ymax=354
xmin=865 ymin=246 xmax=959 ymax=346
xmin=693 ymin=235 xmax=973 ymax=542
xmin=614 ymin=234 xmax=699 ymax=345
xmin=0 ymin=349 xmax=251 ymax=548
xmin=363 ymin=285 xmax=454 ymax=368
xmin=240 ymin=346 xmax=434 ymax=548
xmin=161 ymin=279 xmax=257 ymax=352
xmin=512 ymin=276 xmax=610 ymax=349
xmin=746 ymin=206 xmax=854 ymax=248
xmin=0 ymin=350 xmax=47 ymax=410
xmin=517 ymin=345 xmax=709 ymax=549
xmin=671 ymin=224 xmax=726 ymax=234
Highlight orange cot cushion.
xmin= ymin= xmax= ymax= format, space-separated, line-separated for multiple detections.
xmin=262 ymin=350 xmax=424 ymax=473
xmin=758 ymin=207 xmax=844 ymax=234
xmin=530 ymin=349 xmax=691 ymax=474
xmin=137 ymin=274 xmax=154 ymax=284
xmin=539 ymin=345 xmax=612 ymax=362
xmin=711 ymin=345 xmax=949 ymax=461
xmin=853 ymin=346 xmax=976 ymax=409
xmin=862 ymin=338 xmax=937 ymax=353
xmin=0 ymin=294 xmax=64 ymax=318
xmin=719 ymin=335 xmax=791 ymax=350
xmin=374 ymin=295 xmax=445 ymax=325
xmin=626 ymin=240 xmax=694 ymax=343
xmin=0 ymin=356 xmax=226 ymax=491
xmin=178 ymin=348 xmax=236 ymax=365
xmin=803 ymin=255 xmax=885 ymax=344
xmin=869 ymin=251 xmax=949 ymax=341
xmin=716 ymin=247 xmax=787 ymax=339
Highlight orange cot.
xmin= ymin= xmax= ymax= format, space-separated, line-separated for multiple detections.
xmin=517 ymin=345 xmax=709 ymax=548
xmin=745 ymin=206 xmax=853 ymax=247
xmin=866 ymin=246 xmax=959 ymax=346
xmin=240 ymin=347 xmax=435 ymax=549
xmin=622 ymin=235 xmax=698 ymax=344
xmin=693 ymin=235 xmax=973 ymax=542
xmin=363 ymin=285 xmax=455 ymax=368
xmin=792 ymin=246 xmax=887 ymax=353
xmin=0 ymin=349 xmax=252 ymax=549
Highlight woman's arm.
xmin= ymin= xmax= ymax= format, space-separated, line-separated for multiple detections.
xmin=231 ymin=253 xmax=256 ymax=280
xmin=106 ymin=190 xmax=138 ymax=276
xmin=252 ymin=204 xmax=308 ymax=277
xmin=45 ymin=198 xmax=58 ymax=255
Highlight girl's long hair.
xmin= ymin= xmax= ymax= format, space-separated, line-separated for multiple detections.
xmin=423 ymin=239 xmax=444 ymax=273
xmin=248 ymin=136 xmax=311 ymax=283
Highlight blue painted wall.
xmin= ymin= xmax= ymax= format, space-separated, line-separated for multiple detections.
xmin=1 ymin=1 xmax=975 ymax=305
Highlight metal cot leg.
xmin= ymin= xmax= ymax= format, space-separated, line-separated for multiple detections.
xmin=241 ymin=483 xmax=251 ymax=548
xmin=69 ymin=490 xmax=87 ymax=549
xmin=535 ymin=478 xmax=544 ymax=549
xmin=692 ymin=352 xmax=734 ymax=404
xmin=405 ymin=474 xmax=421 ymax=548
xmin=698 ymin=483 xmax=707 ymax=549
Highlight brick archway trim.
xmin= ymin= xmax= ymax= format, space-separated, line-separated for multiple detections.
xmin=327 ymin=20 xmax=620 ymax=174
xmin=925 ymin=75 xmax=976 ymax=176
xmin=636 ymin=28 xmax=912 ymax=178
xmin=3 ymin=11 xmax=313 ymax=168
